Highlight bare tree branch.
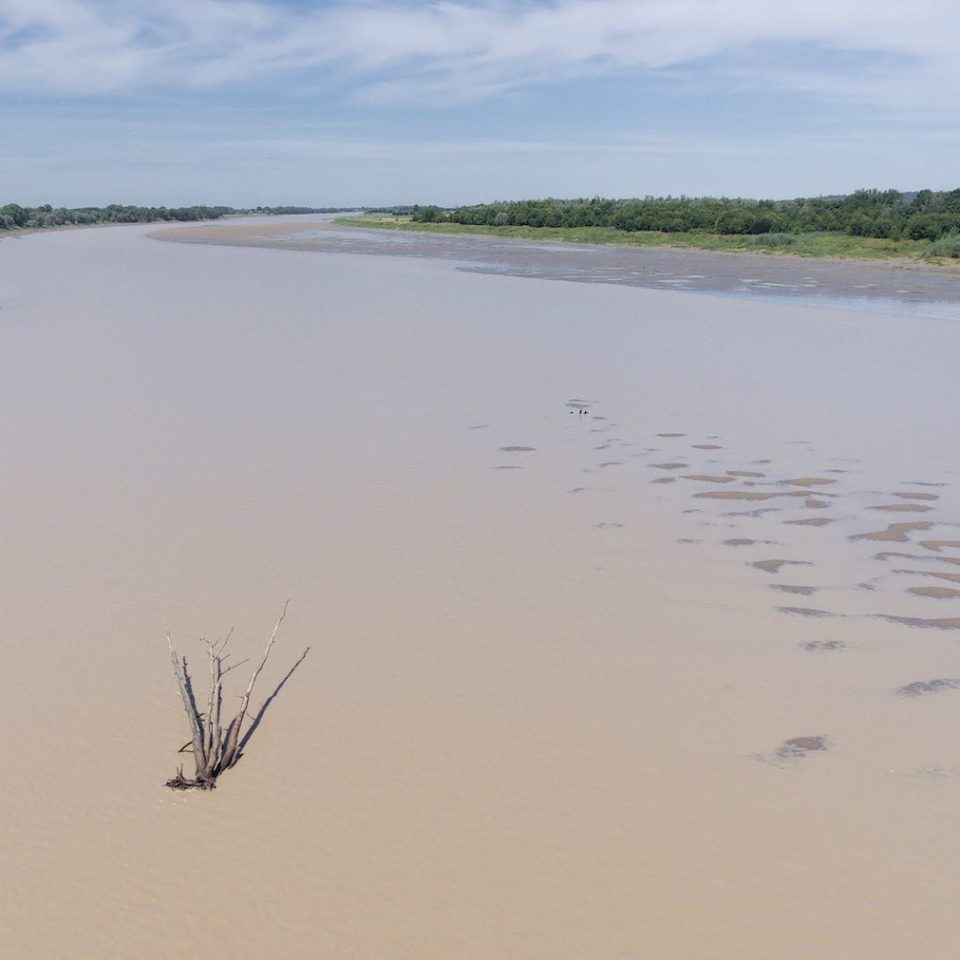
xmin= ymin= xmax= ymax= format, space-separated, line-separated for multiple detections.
xmin=237 ymin=646 xmax=311 ymax=755
xmin=167 ymin=629 xmax=207 ymax=780
xmin=219 ymin=599 xmax=289 ymax=771
xmin=164 ymin=601 xmax=303 ymax=790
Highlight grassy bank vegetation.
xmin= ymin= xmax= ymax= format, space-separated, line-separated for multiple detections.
xmin=335 ymin=214 xmax=953 ymax=263
xmin=340 ymin=189 xmax=960 ymax=264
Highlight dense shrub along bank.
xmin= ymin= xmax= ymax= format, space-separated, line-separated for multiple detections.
xmin=0 ymin=202 xmax=236 ymax=230
xmin=411 ymin=189 xmax=960 ymax=241
xmin=0 ymin=203 xmax=348 ymax=232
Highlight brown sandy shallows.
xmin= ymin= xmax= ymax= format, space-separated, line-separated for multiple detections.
xmin=782 ymin=477 xmax=837 ymax=486
xmin=770 ymin=584 xmax=818 ymax=596
xmin=918 ymin=539 xmax=960 ymax=553
xmin=850 ymin=521 xmax=935 ymax=543
xmin=777 ymin=606 xmax=836 ymax=618
xmin=896 ymin=679 xmax=960 ymax=697
xmin=893 ymin=492 xmax=940 ymax=501
xmin=650 ymin=476 xmax=677 ymax=484
xmin=874 ymin=551 xmax=960 ymax=566
xmin=724 ymin=538 xmax=769 ymax=547
xmin=692 ymin=443 xmax=723 ymax=449
xmin=907 ymin=586 xmax=960 ymax=599
xmin=785 ymin=517 xmax=834 ymax=527
xmin=727 ymin=470 xmax=765 ymax=478
xmin=697 ymin=490 xmax=778 ymax=501
xmin=152 ymin=220 xmax=318 ymax=245
xmin=681 ymin=474 xmax=736 ymax=483
xmin=723 ymin=507 xmax=781 ymax=517
xmin=651 ymin=461 xmax=688 ymax=470
xmin=779 ymin=735 xmax=829 ymax=756
xmin=869 ymin=503 xmax=934 ymax=513
xmin=754 ymin=735 xmax=830 ymax=766
xmin=752 ymin=559 xmax=814 ymax=574
xmin=894 ymin=570 xmax=960 ymax=585
xmin=657 ymin=432 xmax=686 ymax=437
xmin=695 ymin=490 xmax=821 ymax=501
xmin=875 ymin=615 xmax=960 ymax=630
xmin=804 ymin=499 xmax=831 ymax=509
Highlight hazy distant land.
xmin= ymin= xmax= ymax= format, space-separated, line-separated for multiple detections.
xmin=0 ymin=202 xmax=351 ymax=232
xmin=6 ymin=188 xmax=960 ymax=267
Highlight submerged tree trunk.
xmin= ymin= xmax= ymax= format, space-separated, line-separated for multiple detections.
xmin=165 ymin=601 xmax=308 ymax=790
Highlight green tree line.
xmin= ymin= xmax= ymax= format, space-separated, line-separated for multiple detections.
xmin=0 ymin=202 xmax=238 ymax=231
xmin=411 ymin=188 xmax=960 ymax=241
xmin=0 ymin=202 xmax=346 ymax=232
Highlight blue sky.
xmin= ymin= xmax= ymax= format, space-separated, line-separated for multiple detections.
xmin=2 ymin=0 xmax=959 ymax=207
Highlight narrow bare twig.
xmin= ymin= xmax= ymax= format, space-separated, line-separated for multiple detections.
xmin=219 ymin=599 xmax=289 ymax=771
xmin=204 ymin=639 xmax=217 ymax=767
xmin=221 ymin=657 xmax=250 ymax=675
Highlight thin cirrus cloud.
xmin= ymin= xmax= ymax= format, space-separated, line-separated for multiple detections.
xmin=0 ymin=0 xmax=958 ymax=109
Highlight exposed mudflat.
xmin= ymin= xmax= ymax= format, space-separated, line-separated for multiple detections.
xmin=153 ymin=216 xmax=960 ymax=318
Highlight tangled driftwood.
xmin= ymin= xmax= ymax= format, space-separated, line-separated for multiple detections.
xmin=165 ymin=600 xmax=308 ymax=790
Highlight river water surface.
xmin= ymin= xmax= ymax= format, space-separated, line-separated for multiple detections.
xmin=1 ymin=220 xmax=960 ymax=959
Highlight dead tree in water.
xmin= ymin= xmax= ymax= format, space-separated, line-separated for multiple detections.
xmin=165 ymin=600 xmax=309 ymax=790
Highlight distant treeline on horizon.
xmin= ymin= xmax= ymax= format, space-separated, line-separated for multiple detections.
xmin=406 ymin=188 xmax=960 ymax=241
xmin=0 ymin=203 xmax=355 ymax=232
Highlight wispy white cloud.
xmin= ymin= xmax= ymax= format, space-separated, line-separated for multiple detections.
xmin=0 ymin=0 xmax=958 ymax=109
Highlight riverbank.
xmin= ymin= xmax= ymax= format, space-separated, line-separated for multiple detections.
xmin=334 ymin=214 xmax=960 ymax=269
xmin=0 ymin=213 xmax=272 ymax=241
xmin=152 ymin=216 xmax=960 ymax=318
